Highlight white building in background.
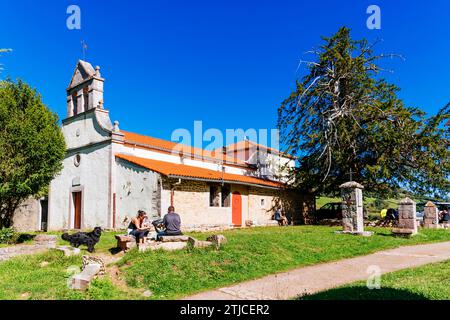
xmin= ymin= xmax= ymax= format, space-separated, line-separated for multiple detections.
xmin=26 ymin=60 xmax=313 ymax=231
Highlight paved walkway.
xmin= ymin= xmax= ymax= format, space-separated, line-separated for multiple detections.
xmin=183 ymin=241 xmax=450 ymax=300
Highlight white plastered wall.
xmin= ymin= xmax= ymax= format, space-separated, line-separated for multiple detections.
xmin=114 ymin=158 xmax=161 ymax=229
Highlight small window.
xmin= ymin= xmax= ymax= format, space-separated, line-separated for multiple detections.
xmin=221 ymin=184 xmax=231 ymax=207
xmin=74 ymin=154 xmax=81 ymax=167
xmin=209 ymin=185 xmax=220 ymax=207
xmin=261 ymin=198 xmax=266 ymax=207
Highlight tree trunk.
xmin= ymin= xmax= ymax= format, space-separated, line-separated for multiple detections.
xmin=0 ymin=202 xmax=16 ymax=229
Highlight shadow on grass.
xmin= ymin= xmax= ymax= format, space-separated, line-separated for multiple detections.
xmin=299 ymin=286 xmax=428 ymax=300
xmin=16 ymin=233 xmax=36 ymax=243
xmin=109 ymin=247 xmax=123 ymax=255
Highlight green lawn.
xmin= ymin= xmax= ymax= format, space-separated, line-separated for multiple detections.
xmin=48 ymin=230 xmax=124 ymax=253
xmin=0 ymin=226 xmax=448 ymax=300
xmin=118 ymin=226 xmax=449 ymax=299
xmin=0 ymin=249 xmax=144 ymax=300
xmin=0 ymin=230 xmax=122 ymax=252
xmin=317 ymin=196 xmax=399 ymax=209
xmin=300 ymin=259 xmax=450 ymax=300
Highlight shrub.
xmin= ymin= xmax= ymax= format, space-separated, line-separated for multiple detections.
xmin=0 ymin=227 xmax=18 ymax=244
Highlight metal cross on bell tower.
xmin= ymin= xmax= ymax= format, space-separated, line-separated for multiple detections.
xmin=81 ymin=40 xmax=88 ymax=60
xmin=347 ymin=168 xmax=354 ymax=181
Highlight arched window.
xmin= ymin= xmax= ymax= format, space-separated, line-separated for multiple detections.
xmin=83 ymin=87 xmax=89 ymax=111
xmin=72 ymin=93 xmax=78 ymax=116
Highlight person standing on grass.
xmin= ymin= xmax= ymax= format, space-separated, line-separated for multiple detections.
xmin=157 ymin=206 xmax=182 ymax=240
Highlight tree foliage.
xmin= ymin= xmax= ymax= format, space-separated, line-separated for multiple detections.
xmin=278 ymin=27 xmax=449 ymax=198
xmin=0 ymin=79 xmax=66 ymax=228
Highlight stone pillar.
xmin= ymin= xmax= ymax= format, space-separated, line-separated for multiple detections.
xmin=397 ymin=197 xmax=418 ymax=234
xmin=423 ymin=201 xmax=439 ymax=229
xmin=339 ymin=181 xmax=369 ymax=235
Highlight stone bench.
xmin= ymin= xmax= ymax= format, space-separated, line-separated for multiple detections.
xmin=139 ymin=241 xmax=188 ymax=252
xmin=159 ymin=235 xmax=190 ymax=242
xmin=115 ymin=235 xmax=136 ymax=251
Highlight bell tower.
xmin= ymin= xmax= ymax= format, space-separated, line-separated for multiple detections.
xmin=66 ymin=60 xmax=105 ymax=118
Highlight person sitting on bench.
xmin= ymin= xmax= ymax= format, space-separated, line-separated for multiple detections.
xmin=128 ymin=210 xmax=151 ymax=245
xmin=157 ymin=206 xmax=182 ymax=240
xmin=274 ymin=208 xmax=288 ymax=226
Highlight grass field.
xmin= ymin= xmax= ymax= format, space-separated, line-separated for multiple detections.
xmin=315 ymin=196 xmax=427 ymax=218
xmin=316 ymin=196 xmax=399 ymax=210
xmin=0 ymin=226 xmax=448 ymax=300
xmin=300 ymin=259 xmax=450 ymax=300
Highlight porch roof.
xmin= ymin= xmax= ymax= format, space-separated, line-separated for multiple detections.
xmin=116 ymin=154 xmax=283 ymax=189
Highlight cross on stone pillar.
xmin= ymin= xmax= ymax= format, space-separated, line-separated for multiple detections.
xmin=346 ymin=169 xmax=354 ymax=182
xmin=337 ymin=181 xmax=372 ymax=236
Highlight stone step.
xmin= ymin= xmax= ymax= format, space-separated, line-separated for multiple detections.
xmin=56 ymin=246 xmax=81 ymax=256
xmin=159 ymin=235 xmax=189 ymax=242
xmin=138 ymin=241 xmax=187 ymax=252
xmin=70 ymin=263 xmax=102 ymax=291
xmin=188 ymin=237 xmax=214 ymax=248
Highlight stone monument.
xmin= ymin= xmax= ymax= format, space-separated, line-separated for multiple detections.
xmin=423 ymin=201 xmax=439 ymax=229
xmin=393 ymin=197 xmax=418 ymax=236
xmin=337 ymin=181 xmax=372 ymax=236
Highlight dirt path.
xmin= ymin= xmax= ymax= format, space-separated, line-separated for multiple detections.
xmin=96 ymin=252 xmax=147 ymax=298
xmin=183 ymin=241 xmax=450 ymax=300
xmin=0 ymin=243 xmax=54 ymax=262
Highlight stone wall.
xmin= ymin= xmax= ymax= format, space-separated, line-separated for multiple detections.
xmin=279 ymin=190 xmax=315 ymax=225
xmin=160 ymin=178 xmax=313 ymax=228
xmin=248 ymin=187 xmax=314 ymax=225
xmin=248 ymin=187 xmax=277 ymax=225
xmin=12 ymin=197 xmax=41 ymax=232
xmin=162 ymin=178 xmax=233 ymax=228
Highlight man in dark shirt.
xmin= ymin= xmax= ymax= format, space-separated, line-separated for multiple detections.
xmin=157 ymin=206 xmax=182 ymax=240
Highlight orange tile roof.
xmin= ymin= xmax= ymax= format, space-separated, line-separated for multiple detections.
xmin=122 ymin=130 xmax=248 ymax=166
xmin=218 ymin=140 xmax=295 ymax=159
xmin=116 ymin=154 xmax=283 ymax=189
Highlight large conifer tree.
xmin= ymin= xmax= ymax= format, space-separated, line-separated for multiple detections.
xmin=278 ymin=27 xmax=449 ymax=198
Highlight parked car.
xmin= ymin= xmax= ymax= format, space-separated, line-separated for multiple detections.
xmin=416 ymin=202 xmax=426 ymax=222
xmin=436 ymin=202 xmax=450 ymax=211
xmin=315 ymin=202 xmax=343 ymax=220
xmin=416 ymin=202 xmax=450 ymax=222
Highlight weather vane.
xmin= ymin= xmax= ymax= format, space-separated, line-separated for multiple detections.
xmin=81 ymin=40 xmax=88 ymax=60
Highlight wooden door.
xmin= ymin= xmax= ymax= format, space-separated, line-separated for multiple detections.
xmin=40 ymin=199 xmax=48 ymax=231
xmin=73 ymin=192 xmax=82 ymax=229
xmin=232 ymin=192 xmax=242 ymax=226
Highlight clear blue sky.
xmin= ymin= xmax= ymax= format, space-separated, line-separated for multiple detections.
xmin=0 ymin=0 xmax=449 ymax=147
